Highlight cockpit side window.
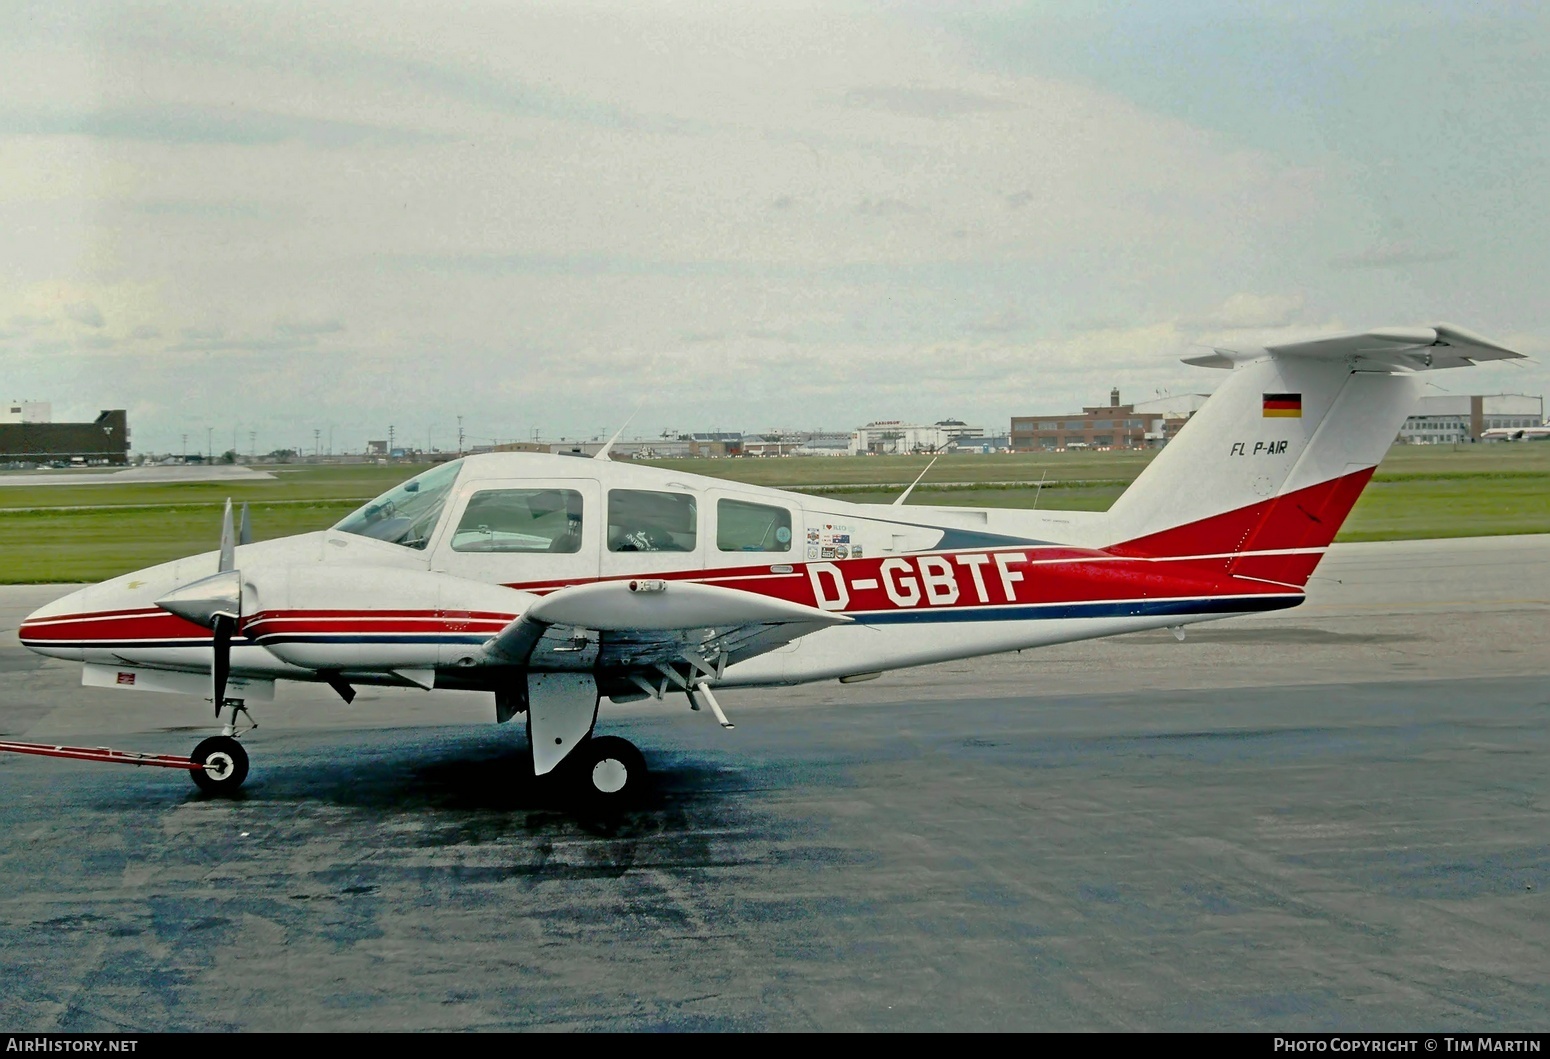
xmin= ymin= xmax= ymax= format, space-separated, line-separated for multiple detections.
xmin=333 ymin=459 xmax=463 ymax=550
xmin=608 ymin=489 xmax=697 ymax=552
xmin=716 ymin=498 xmax=792 ymax=552
xmin=451 ymin=488 xmax=583 ymax=553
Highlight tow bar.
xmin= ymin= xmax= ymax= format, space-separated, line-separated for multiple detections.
xmin=0 ymin=738 xmax=203 ymax=772
xmin=0 ymin=733 xmax=251 ymax=794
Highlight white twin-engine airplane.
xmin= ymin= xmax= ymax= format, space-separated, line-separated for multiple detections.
xmin=14 ymin=325 xmax=1524 ymax=804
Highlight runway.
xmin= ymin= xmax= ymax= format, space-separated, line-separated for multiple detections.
xmin=0 ymin=536 xmax=1546 ymax=1030
xmin=0 ymin=464 xmax=276 ymax=487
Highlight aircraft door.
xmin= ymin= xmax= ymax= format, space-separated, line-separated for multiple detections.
xmin=431 ymin=479 xmax=601 ymax=590
xmin=704 ymin=489 xmax=798 ymax=572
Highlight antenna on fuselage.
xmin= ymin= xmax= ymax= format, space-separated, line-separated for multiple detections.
xmin=594 ymin=404 xmax=644 ymax=461
xmin=892 ymin=456 xmax=939 ymax=506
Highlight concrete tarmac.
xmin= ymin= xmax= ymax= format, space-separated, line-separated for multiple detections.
xmin=0 ymin=536 xmax=1547 ymax=1031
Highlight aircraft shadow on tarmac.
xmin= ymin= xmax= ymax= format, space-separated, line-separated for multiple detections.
xmin=128 ymin=725 xmax=801 ymax=847
xmin=1174 ymin=626 xmax=1423 ymax=645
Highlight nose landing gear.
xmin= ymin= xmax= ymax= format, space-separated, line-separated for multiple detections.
xmin=190 ymin=735 xmax=249 ymax=794
xmin=189 ymin=697 xmax=257 ymax=795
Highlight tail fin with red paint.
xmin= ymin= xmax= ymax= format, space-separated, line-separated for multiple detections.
xmin=1102 ymin=325 xmax=1523 ymax=586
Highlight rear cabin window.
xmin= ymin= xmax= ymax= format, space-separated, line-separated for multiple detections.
xmin=717 ymin=498 xmax=792 ymax=552
xmin=608 ymin=489 xmax=697 ymax=552
xmin=451 ymin=488 xmax=583 ymax=553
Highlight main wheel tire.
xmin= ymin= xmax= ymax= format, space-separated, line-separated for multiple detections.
xmin=190 ymin=736 xmax=249 ymax=795
xmin=573 ymin=735 xmax=648 ymax=807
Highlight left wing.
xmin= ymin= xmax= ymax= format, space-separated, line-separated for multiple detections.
xmin=483 ymin=578 xmax=849 ymax=684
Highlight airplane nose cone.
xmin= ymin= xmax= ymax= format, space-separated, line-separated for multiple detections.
xmin=17 ymin=584 xmax=93 ymax=660
xmin=17 ymin=559 xmax=196 ymax=655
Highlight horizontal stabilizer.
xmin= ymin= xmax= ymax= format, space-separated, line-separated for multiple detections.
xmin=1184 ymin=324 xmax=1524 ymax=372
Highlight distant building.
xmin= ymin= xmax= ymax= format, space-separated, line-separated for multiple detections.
xmin=742 ymin=431 xmax=804 ymax=458
xmin=742 ymin=430 xmax=854 ymax=457
xmin=849 ymin=420 xmax=984 ymax=455
xmin=1 ymin=400 xmax=51 ymax=424
xmin=1132 ymin=393 xmax=1211 ymax=448
xmin=956 ymin=435 xmax=1011 ymax=454
xmin=794 ymin=431 xmax=852 ymax=456
xmin=1399 ymin=394 xmax=1544 ymax=444
xmin=1010 ymin=388 xmax=1151 ymax=451
xmin=689 ymin=432 xmax=743 ymax=458
xmin=0 ymin=409 xmax=129 ymax=465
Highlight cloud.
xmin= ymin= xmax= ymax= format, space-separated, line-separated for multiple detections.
xmin=1 ymin=5 xmax=1542 ymax=451
xmin=1329 ymin=241 xmax=1460 ymax=270
xmin=967 ymin=306 xmax=1027 ymax=334
xmin=126 ymin=199 xmax=285 ymax=221
xmin=1185 ymin=293 xmax=1307 ymax=331
xmin=65 ymin=301 xmax=105 ymax=328
xmin=275 ymin=319 xmax=345 ymax=337
xmin=855 ymin=196 xmax=920 ymax=217
xmin=844 ymin=85 xmax=1020 ymax=119
xmin=0 ymin=105 xmax=449 ymax=148
xmin=165 ymin=332 xmax=330 ymax=354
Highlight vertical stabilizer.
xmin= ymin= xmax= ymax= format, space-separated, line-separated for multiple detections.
xmin=1102 ymin=325 xmax=1520 ymax=586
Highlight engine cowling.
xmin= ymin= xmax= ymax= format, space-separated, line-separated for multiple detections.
xmin=240 ymin=563 xmax=534 ymax=675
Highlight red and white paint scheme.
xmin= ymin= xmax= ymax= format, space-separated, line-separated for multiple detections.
xmin=16 ymin=325 xmax=1525 ymax=802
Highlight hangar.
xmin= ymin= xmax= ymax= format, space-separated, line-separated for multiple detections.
xmin=0 ymin=409 xmax=131 ymax=466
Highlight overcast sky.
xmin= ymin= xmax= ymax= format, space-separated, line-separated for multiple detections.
xmin=3 ymin=1 xmax=1546 ymax=454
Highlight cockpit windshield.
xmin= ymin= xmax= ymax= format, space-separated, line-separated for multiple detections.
xmin=332 ymin=459 xmax=464 ymax=549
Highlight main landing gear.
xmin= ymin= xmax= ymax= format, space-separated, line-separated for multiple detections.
xmin=523 ymin=673 xmax=655 ymax=808
xmin=566 ymin=735 xmax=649 ymax=807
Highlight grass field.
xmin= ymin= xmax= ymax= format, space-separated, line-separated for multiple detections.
xmin=1 ymin=444 xmax=1547 ymax=583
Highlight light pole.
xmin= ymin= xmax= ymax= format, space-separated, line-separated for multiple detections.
xmin=206 ymin=427 xmax=212 ymax=463
xmin=181 ymin=433 xmax=188 ymax=461
xmin=457 ymin=415 xmax=464 ymax=456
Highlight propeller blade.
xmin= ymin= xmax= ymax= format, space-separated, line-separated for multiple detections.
xmin=211 ymin=613 xmax=235 ymax=715
xmin=219 ymin=498 xmax=236 ymax=573
xmin=238 ymin=502 xmax=252 ymax=546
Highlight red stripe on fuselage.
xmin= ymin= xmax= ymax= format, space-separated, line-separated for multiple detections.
xmin=18 ymin=609 xmax=210 ymax=644
xmin=1108 ymin=466 xmax=1374 ymax=585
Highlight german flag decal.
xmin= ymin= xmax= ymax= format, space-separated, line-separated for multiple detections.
xmin=1262 ymin=393 xmax=1302 ymax=418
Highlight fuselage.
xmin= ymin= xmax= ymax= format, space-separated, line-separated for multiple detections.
xmin=19 ymin=452 xmax=1303 ymax=697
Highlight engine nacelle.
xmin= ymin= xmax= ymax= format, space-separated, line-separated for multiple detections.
xmin=241 ymin=563 xmax=533 ymax=675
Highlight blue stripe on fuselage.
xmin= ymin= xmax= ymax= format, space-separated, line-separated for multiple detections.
xmin=852 ymin=595 xmax=1299 ymax=625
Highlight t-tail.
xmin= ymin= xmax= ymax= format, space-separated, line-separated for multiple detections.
xmin=1101 ymin=324 xmax=1524 ymax=587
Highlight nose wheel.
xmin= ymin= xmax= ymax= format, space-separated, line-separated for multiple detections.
xmin=190 ymin=735 xmax=249 ymax=795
